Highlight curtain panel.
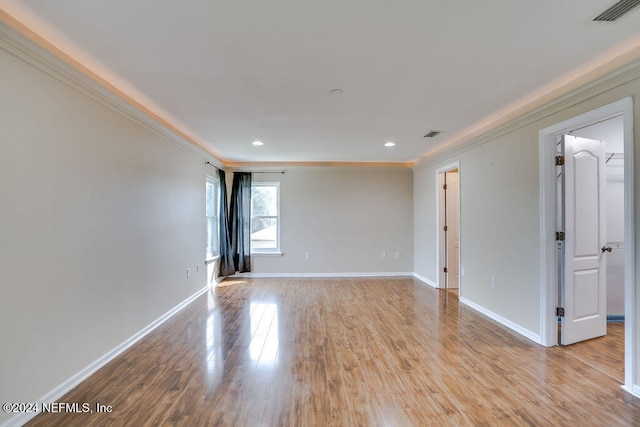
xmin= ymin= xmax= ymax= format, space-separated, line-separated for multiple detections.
xmin=229 ymin=172 xmax=252 ymax=273
xmin=217 ymin=169 xmax=235 ymax=277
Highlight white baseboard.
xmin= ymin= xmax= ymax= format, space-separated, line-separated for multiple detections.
xmin=233 ymin=272 xmax=414 ymax=278
xmin=459 ymin=297 xmax=542 ymax=345
xmin=413 ymin=272 xmax=437 ymax=288
xmin=2 ymin=286 xmax=209 ymax=427
xmin=622 ymin=384 xmax=640 ymax=399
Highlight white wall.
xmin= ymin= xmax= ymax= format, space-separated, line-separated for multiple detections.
xmin=572 ymin=116 xmax=625 ymax=315
xmin=415 ymin=129 xmax=541 ymax=333
xmin=414 ymin=66 xmax=640 ymax=390
xmin=413 ymin=165 xmax=437 ymax=282
xmin=0 ymin=43 xmax=213 ymax=424
xmin=250 ymin=167 xmax=413 ymax=274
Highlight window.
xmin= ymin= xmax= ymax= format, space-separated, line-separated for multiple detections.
xmin=206 ymin=176 xmax=220 ymax=259
xmin=251 ymin=182 xmax=280 ymax=253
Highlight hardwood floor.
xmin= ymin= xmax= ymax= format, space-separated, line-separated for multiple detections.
xmin=26 ymin=277 xmax=640 ymax=426
xmin=560 ymin=322 xmax=625 ymax=383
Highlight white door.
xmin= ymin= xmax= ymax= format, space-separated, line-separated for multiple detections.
xmin=561 ymin=135 xmax=607 ymax=345
xmin=446 ymin=172 xmax=459 ymax=289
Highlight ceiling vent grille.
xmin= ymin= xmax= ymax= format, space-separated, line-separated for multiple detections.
xmin=424 ymin=131 xmax=442 ymax=138
xmin=593 ymin=0 xmax=640 ymax=21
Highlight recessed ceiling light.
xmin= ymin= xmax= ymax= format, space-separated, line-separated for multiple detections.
xmin=329 ymin=88 xmax=343 ymax=95
xmin=384 ymin=141 xmax=396 ymax=147
xmin=252 ymin=140 xmax=264 ymax=146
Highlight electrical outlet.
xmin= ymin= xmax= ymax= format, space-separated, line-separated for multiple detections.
xmin=187 ymin=268 xmax=191 ymax=279
xmin=196 ymin=264 xmax=200 ymax=273
xmin=490 ymin=277 xmax=496 ymax=289
xmin=381 ymin=251 xmax=387 ymax=258
xmin=394 ymin=251 xmax=401 ymax=259
xmin=305 ymin=252 xmax=311 ymax=260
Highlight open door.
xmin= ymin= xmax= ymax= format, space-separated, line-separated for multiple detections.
xmin=445 ymin=171 xmax=459 ymax=289
xmin=437 ymin=164 xmax=460 ymax=290
xmin=560 ymin=135 xmax=607 ymax=345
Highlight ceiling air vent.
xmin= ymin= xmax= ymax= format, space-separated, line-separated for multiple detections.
xmin=593 ymin=0 xmax=640 ymax=21
xmin=424 ymin=131 xmax=442 ymax=138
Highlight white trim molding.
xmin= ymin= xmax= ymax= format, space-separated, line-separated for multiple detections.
xmin=251 ymin=252 xmax=284 ymax=257
xmin=413 ymin=58 xmax=640 ymax=171
xmin=460 ymin=297 xmax=542 ymax=345
xmin=413 ymin=272 xmax=437 ymax=288
xmin=233 ymin=272 xmax=414 ymax=279
xmin=250 ymin=182 xmax=281 ymax=255
xmin=2 ymin=286 xmax=210 ymax=427
xmin=622 ymin=384 xmax=640 ymax=400
xmin=435 ymin=161 xmax=461 ymax=291
xmin=0 ymin=21 xmax=225 ymax=169
xmin=538 ymin=97 xmax=635 ymax=394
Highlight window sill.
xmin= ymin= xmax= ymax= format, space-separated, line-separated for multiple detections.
xmin=205 ymin=255 xmax=220 ymax=265
xmin=251 ymin=252 xmax=283 ymax=257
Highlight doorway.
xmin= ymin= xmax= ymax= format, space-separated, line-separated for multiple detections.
xmin=437 ymin=162 xmax=460 ymax=291
xmin=556 ymin=133 xmax=616 ymax=345
xmin=538 ymin=97 xmax=635 ymax=393
xmin=569 ymin=117 xmax=626 ymax=329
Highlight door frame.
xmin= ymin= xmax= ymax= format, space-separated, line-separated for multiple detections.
xmin=436 ymin=161 xmax=461 ymax=291
xmin=538 ymin=97 xmax=635 ymax=393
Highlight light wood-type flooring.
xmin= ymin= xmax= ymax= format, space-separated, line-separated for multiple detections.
xmin=26 ymin=277 xmax=640 ymax=426
xmin=560 ymin=321 xmax=625 ymax=384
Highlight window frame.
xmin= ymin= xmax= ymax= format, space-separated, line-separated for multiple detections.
xmin=250 ymin=182 xmax=281 ymax=255
xmin=206 ymin=175 xmax=220 ymax=260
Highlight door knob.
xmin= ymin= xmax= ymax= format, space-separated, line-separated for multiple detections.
xmin=601 ymin=246 xmax=612 ymax=253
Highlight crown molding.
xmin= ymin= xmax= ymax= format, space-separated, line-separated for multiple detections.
xmin=226 ymin=160 xmax=413 ymax=170
xmin=413 ymin=57 xmax=640 ymax=171
xmin=0 ymin=12 xmax=411 ymax=172
xmin=6 ymin=8 xmax=639 ymax=173
xmin=0 ymin=14 xmax=226 ymax=169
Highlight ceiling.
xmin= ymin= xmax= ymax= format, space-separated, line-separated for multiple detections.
xmin=2 ymin=1 xmax=640 ymax=166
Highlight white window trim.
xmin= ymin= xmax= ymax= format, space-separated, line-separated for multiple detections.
xmin=252 ymin=252 xmax=283 ymax=257
xmin=205 ymin=255 xmax=220 ymax=265
xmin=251 ymin=182 xmax=281 ymax=255
xmin=206 ymin=175 xmax=220 ymax=261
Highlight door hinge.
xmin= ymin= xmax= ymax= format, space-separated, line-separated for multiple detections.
xmin=443 ymin=225 xmax=448 ymax=231
xmin=555 ymin=231 xmax=565 ymax=241
xmin=443 ymin=183 xmax=448 ymax=190
xmin=556 ymin=307 xmax=565 ymax=317
xmin=555 ymin=156 xmax=565 ymax=166
xmin=443 ymin=267 xmax=448 ymax=273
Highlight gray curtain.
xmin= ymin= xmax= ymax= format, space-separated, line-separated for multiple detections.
xmin=230 ymin=172 xmax=252 ymax=273
xmin=217 ymin=169 xmax=235 ymax=277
